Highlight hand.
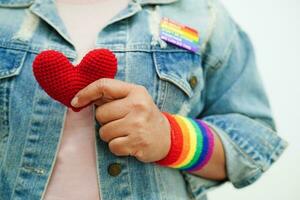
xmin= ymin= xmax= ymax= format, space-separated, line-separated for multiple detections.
xmin=71 ymin=78 xmax=171 ymax=163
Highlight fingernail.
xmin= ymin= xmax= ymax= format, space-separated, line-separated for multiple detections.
xmin=71 ymin=96 xmax=79 ymax=107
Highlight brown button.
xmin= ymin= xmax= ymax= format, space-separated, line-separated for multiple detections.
xmin=188 ymin=75 xmax=198 ymax=89
xmin=108 ymin=163 xmax=122 ymax=176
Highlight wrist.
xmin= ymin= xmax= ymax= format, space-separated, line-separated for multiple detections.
xmin=158 ymin=112 xmax=172 ymax=161
xmin=155 ymin=112 xmax=215 ymax=172
xmin=155 ymin=112 xmax=183 ymax=165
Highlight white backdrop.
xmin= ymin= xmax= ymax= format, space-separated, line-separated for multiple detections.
xmin=210 ymin=1 xmax=300 ymax=200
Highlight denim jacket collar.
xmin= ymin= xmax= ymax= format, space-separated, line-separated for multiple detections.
xmin=137 ymin=0 xmax=179 ymax=5
xmin=0 ymin=0 xmax=33 ymax=7
xmin=0 ymin=0 xmax=178 ymax=49
xmin=0 ymin=0 xmax=178 ymax=7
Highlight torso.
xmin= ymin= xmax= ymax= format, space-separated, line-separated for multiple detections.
xmin=43 ymin=1 xmax=130 ymax=199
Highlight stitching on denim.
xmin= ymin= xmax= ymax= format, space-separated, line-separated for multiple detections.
xmin=0 ymin=51 xmax=27 ymax=171
xmin=23 ymin=166 xmax=45 ymax=175
xmin=0 ymin=80 xmax=9 ymax=170
xmin=10 ymin=84 xmax=39 ymax=199
xmin=267 ymin=140 xmax=288 ymax=169
xmin=233 ymin=168 xmax=262 ymax=188
xmin=40 ymin=102 xmax=65 ymax=199
xmin=159 ymin=80 xmax=168 ymax=111
xmin=0 ymin=1 xmax=33 ymax=8
xmin=152 ymin=52 xmax=193 ymax=98
xmin=200 ymin=0 xmax=217 ymax=54
xmin=152 ymin=53 xmax=167 ymax=110
xmin=126 ymin=158 xmax=134 ymax=200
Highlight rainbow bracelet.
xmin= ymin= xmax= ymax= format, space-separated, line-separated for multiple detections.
xmin=155 ymin=113 xmax=215 ymax=172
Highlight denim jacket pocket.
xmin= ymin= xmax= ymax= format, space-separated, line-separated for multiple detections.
xmin=152 ymin=50 xmax=204 ymax=113
xmin=0 ymin=46 xmax=27 ymax=168
xmin=0 ymin=47 xmax=27 ymax=79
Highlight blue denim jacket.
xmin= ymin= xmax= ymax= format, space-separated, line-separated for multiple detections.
xmin=0 ymin=0 xmax=287 ymax=199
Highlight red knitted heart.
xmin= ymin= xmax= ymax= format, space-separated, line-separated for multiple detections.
xmin=33 ymin=49 xmax=117 ymax=112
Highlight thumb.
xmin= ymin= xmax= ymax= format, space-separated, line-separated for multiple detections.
xmin=71 ymin=78 xmax=133 ymax=108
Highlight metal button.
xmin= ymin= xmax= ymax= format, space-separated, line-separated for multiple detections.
xmin=188 ymin=75 xmax=198 ymax=89
xmin=108 ymin=163 xmax=122 ymax=177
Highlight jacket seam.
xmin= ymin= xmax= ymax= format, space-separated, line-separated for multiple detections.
xmin=10 ymin=84 xmax=39 ymax=199
xmin=265 ymin=138 xmax=288 ymax=171
xmin=0 ymin=81 xmax=10 ymax=170
xmin=0 ymin=2 xmax=33 ymax=8
xmin=40 ymin=108 xmax=67 ymax=199
xmin=233 ymin=168 xmax=262 ymax=188
xmin=201 ymin=0 xmax=238 ymax=71
xmin=200 ymin=0 xmax=217 ymax=54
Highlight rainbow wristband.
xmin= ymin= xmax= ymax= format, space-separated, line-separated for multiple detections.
xmin=155 ymin=113 xmax=215 ymax=172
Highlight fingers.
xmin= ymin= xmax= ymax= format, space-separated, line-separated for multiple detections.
xmin=100 ymin=119 xmax=138 ymax=157
xmin=71 ymin=78 xmax=134 ymax=108
xmin=100 ymin=116 xmax=147 ymax=160
xmin=108 ymin=136 xmax=132 ymax=156
xmin=99 ymin=118 xmax=127 ymax=142
xmin=95 ymin=98 xmax=130 ymax=125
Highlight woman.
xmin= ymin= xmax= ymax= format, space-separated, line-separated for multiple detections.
xmin=0 ymin=0 xmax=287 ymax=199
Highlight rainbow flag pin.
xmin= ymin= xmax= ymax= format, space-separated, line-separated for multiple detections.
xmin=159 ymin=17 xmax=200 ymax=53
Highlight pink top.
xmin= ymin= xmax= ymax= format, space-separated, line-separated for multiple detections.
xmin=43 ymin=0 xmax=129 ymax=199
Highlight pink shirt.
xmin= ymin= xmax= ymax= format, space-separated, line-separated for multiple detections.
xmin=43 ymin=1 xmax=129 ymax=199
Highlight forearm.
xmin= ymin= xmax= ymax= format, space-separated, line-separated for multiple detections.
xmin=188 ymin=128 xmax=227 ymax=181
xmin=155 ymin=113 xmax=227 ymax=181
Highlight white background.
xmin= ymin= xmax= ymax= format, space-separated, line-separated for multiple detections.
xmin=210 ymin=1 xmax=300 ymax=200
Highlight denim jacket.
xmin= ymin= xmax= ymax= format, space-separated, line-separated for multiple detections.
xmin=0 ymin=0 xmax=287 ymax=199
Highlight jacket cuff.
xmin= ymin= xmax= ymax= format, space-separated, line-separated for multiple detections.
xmin=203 ymin=120 xmax=288 ymax=188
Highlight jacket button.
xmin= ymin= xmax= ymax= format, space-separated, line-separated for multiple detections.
xmin=108 ymin=163 xmax=122 ymax=177
xmin=188 ymin=75 xmax=198 ymax=89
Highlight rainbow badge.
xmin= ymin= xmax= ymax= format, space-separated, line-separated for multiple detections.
xmin=159 ymin=17 xmax=200 ymax=53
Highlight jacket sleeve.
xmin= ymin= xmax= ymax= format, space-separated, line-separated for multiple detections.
xmin=200 ymin=1 xmax=288 ymax=188
xmin=181 ymin=0 xmax=287 ymax=198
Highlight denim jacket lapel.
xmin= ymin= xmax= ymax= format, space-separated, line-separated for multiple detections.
xmin=29 ymin=0 xmax=73 ymax=46
xmin=0 ymin=0 xmax=179 ymax=48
